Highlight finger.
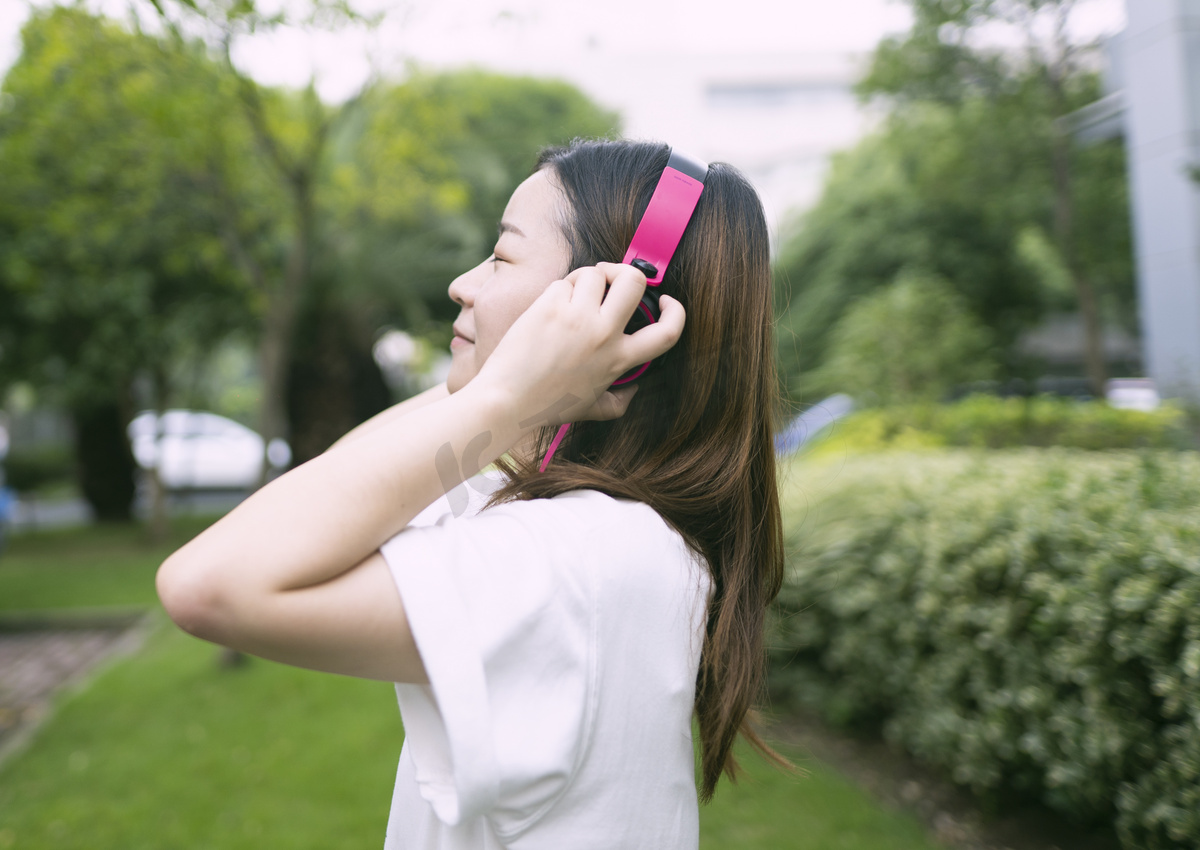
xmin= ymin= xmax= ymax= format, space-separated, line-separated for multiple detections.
xmin=540 ymin=277 xmax=574 ymax=304
xmin=603 ymin=383 xmax=640 ymax=419
xmin=530 ymin=278 xmax=575 ymax=318
xmin=594 ymin=262 xmax=648 ymax=330
xmin=566 ymin=266 xmax=607 ymax=308
xmin=620 ymin=293 xmax=686 ymax=365
xmin=580 ymin=383 xmax=640 ymax=422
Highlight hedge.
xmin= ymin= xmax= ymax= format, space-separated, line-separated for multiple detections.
xmin=3 ymin=444 xmax=76 ymax=494
xmin=770 ymin=450 xmax=1200 ymax=848
xmin=802 ymin=395 xmax=1194 ymax=458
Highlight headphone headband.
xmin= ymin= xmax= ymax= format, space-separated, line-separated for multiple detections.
xmin=621 ymin=149 xmax=709 ymax=286
xmin=538 ymin=145 xmax=708 ymax=473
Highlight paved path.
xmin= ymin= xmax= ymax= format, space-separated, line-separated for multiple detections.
xmin=0 ymin=624 xmax=145 ymax=766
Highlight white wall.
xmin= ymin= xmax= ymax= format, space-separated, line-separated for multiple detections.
xmin=1120 ymin=0 xmax=1200 ymax=401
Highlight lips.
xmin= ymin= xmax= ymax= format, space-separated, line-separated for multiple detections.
xmin=452 ymin=325 xmax=474 ymax=343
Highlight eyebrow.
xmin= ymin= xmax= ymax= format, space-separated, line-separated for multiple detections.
xmin=497 ymin=221 xmax=526 ymax=238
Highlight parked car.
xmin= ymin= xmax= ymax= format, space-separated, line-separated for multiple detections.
xmin=127 ymin=411 xmax=291 ymax=490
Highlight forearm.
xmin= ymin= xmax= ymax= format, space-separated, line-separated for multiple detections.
xmin=329 ymin=381 xmax=450 ymax=450
xmin=160 ymin=380 xmax=524 ymax=599
xmin=155 ymin=261 xmax=681 ymax=680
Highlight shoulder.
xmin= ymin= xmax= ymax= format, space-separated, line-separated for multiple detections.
xmin=492 ymin=489 xmax=697 ymax=565
xmin=510 ymin=490 xmax=711 ymax=616
xmin=523 ymin=488 xmax=673 ymax=539
xmin=397 ymin=476 xmax=709 ymax=601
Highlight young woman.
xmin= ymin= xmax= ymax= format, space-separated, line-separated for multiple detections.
xmin=156 ymin=138 xmax=786 ymax=849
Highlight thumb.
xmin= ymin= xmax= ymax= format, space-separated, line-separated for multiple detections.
xmin=590 ymin=382 xmax=640 ymax=422
xmin=612 ymin=382 xmax=640 ymax=415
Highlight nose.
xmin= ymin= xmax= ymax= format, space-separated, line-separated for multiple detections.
xmin=448 ymin=257 xmax=491 ymax=308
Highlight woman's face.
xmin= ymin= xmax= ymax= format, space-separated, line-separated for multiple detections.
xmin=445 ymin=168 xmax=573 ymax=394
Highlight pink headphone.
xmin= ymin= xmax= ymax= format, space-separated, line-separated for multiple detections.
xmin=539 ymin=148 xmax=710 ymax=472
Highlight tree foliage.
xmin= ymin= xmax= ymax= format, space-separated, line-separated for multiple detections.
xmin=0 ymin=8 xmax=260 ymax=402
xmin=0 ymin=5 xmax=621 ymax=515
xmin=774 ymin=0 xmax=1134 ymax=404
xmin=325 ymin=69 xmax=619 ymax=335
xmin=0 ymin=7 xmax=267 ymax=519
xmin=810 ymin=270 xmax=997 ymax=405
xmin=283 ymin=69 xmax=618 ymax=463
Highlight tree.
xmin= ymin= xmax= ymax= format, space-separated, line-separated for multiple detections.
xmin=2 ymin=3 xmax=623 ymax=518
xmin=284 ymin=70 xmax=618 ymax=464
xmin=775 ymin=0 xmax=1134 ymax=404
xmin=857 ymin=0 xmax=1131 ymax=395
xmin=327 ymin=69 xmax=620 ymax=334
xmin=773 ymin=103 xmax=1046 ymax=403
xmin=810 ymin=269 xmax=998 ymax=405
xmin=0 ymin=7 xmax=263 ymax=521
xmin=135 ymin=0 xmax=380 ymax=484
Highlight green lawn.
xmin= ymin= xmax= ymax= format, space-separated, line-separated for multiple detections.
xmin=700 ymin=738 xmax=938 ymax=849
xmin=0 ymin=521 xmax=943 ymax=850
xmin=0 ymin=517 xmax=212 ymax=612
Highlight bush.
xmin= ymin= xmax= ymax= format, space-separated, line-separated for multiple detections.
xmin=770 ymin=450 xmax=1200 ymax=848
xmin=807 ymin=270 xmax=997 ymax=404
xmin=803 ymin=394 xmax=1193 ymax=459
xmin=3 ymin=444 xmax=76 ymax=494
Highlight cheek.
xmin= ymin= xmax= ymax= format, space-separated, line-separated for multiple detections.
xmin=472 ymin=290 xmax=504 ymax=354
xmin=476 ymin=282 xmax=546 ymax=350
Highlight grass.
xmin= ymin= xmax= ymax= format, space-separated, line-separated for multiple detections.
xmin=0 ymin=618 xmax=403 ymax=850
xmin=0 ymin=517 xmax=213 ymax=612
xmin=0 ymin=521 xmax=944 ymax=850
xmin=703 ymin=738 xmax=937 ymax=849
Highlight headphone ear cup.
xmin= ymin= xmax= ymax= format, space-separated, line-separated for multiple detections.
xmin=624 ymin=290 xmax=661 ymax=334
xmin=613 ymin=291 xmax=662 ymax=385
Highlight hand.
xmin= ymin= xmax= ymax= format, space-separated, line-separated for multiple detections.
xmin=473 ymin=262 xmax=686 ymax=427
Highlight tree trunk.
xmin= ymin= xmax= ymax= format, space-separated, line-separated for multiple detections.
xmin=1043 ymin=20 xmax=1108 ymax=398
xmin=1050 ymin=118 xmax=1107 ymax=396
xmin=72 ymin=396 xmax=137 ymax=523
xmin=1074 ymin=269 xmax=1107 ymax=397
xmin=256 ymin=178 xmax=312 ymax=487
xmin=148 ymin=364 xmax=171 ymax=542
xmin=286 ymin=300 xmax=393 ymax=465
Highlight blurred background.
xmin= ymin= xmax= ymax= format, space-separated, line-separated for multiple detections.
xmin=0 ymin=0 xmax=1148 ymax=533
xmin=2 ymin=1 xmax=1200 ymax=848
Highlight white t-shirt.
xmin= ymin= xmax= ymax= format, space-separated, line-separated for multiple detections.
xmin=377 ymin=470 xmax=712 ymax=850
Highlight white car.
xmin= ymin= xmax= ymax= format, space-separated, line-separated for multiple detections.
xmin=127 ymin=410 xmax=291 ymax=490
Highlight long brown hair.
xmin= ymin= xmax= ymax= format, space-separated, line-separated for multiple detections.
xmin=482 ymin=138 xmax=788 ymax=801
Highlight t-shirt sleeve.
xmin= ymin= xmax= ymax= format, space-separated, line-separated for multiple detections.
xmin=378 ymin=494 xmax=598 ymax=837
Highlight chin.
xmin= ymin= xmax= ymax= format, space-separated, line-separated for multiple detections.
xmin=445 ymin=367 xmax=472 ymax=395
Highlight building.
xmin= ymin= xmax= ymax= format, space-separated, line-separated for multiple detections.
xmin=1067 ymin=0 xmax=1200 ymax=402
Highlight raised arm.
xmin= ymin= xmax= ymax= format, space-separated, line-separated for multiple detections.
xmin=154 ymin=264 xmax=681 ymax=684
xmin=156 ymin=376 xmax=525 ymax=679
xmin=329 ymin=381 xmax=450 ymax=450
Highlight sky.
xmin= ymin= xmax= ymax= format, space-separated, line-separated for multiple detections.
xmin=1 ymin=0 xmax=1128 ymax=104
